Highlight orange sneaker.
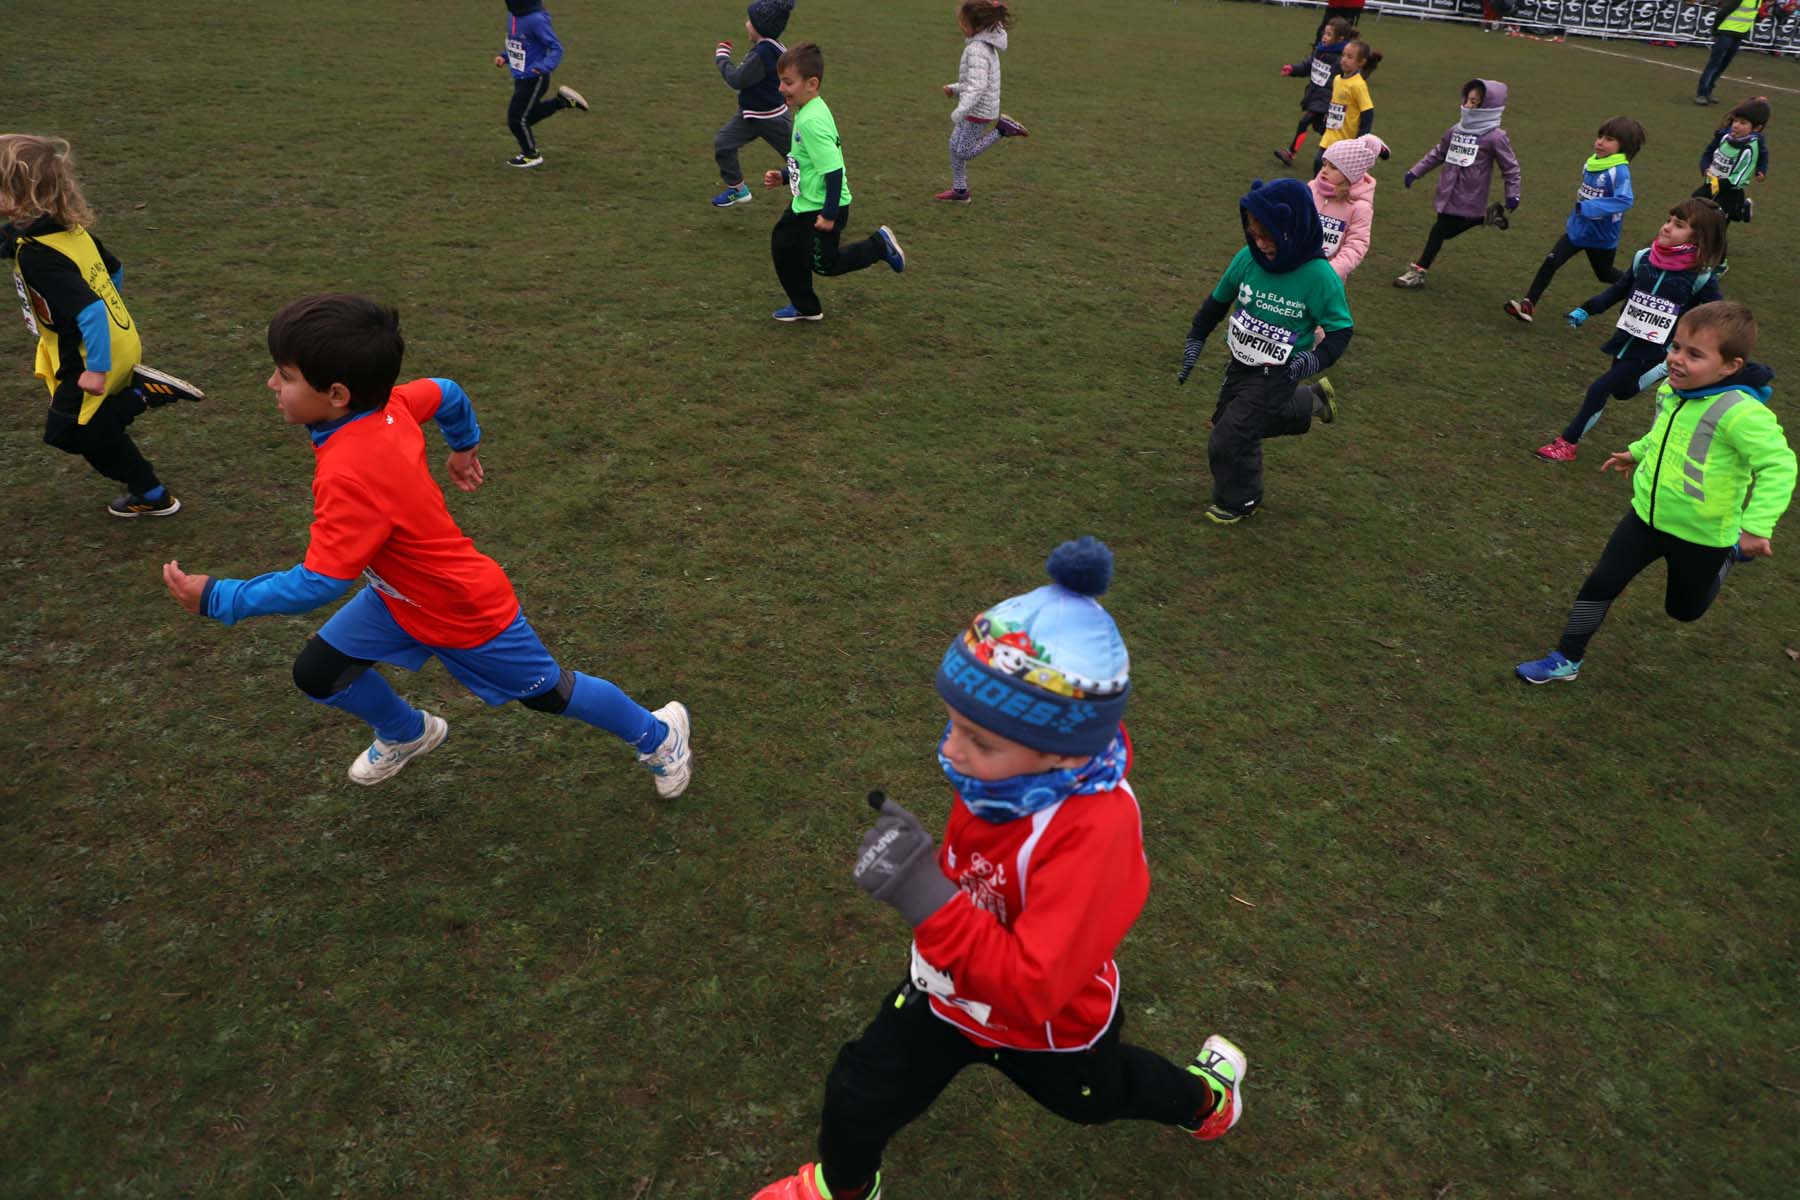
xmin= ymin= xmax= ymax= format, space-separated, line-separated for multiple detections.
xmin=752 ymin=1164 xmax=882 ymax=1200
xmin=1183 ymin=1034 xmax=1247 ymax=1141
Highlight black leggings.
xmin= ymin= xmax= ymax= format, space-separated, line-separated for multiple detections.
xmin=1416 ymin=213 xmax=1484 ymax=269
xmin=507 ymin=73 xmax=569 ymax=155
xmin=1526 ymin=234 xmax=1620 ymax=305
xmin=42 ymin=384 xmax=159 ymax=495
xmin=815 ymin=982 xmax=1208 ymax=1195
xmin=1555 ymin=510 xmax=1733 ymax=662
xmin=1562 ymin=355 xmax=1659 ymax=445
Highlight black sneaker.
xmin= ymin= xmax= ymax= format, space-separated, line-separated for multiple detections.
xmin=1205 ymin=502 xmax=1253 ymax=525
xmin=131 ymin=364 xmax=205 ymax=407
xmin=1743 ymin=198 xmax=1753 ymax=224
xmin=108 ymin=490 xmax=181 ymax=518
xmin=507 ymin=153 xmax=544 ymax=169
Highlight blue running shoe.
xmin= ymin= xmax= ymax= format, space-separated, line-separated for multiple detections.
xmin=711 ymin=184 xmax=752 ymax=208
xmin=772 ymin=306 xmax=823 ymax=322
xmin=1515 ymin=650 xmax=1581 ymax=684
xmin=878 ymin=225 xmax=905 ymax=273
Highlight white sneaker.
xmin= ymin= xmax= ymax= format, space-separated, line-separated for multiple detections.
xmin=637 ymin=701 xmax=692 ymax=798
xmin=347 ymin=711 xmax=449 ymax=786
xmin=557 ymin=85 xmax=590 ymax=112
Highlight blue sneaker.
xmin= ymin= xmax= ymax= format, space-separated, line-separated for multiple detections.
xmin=878 ymin=225 xmax=905 ymax=273
xmin=772 ymin=306 xmax=823 ymax=322
xmin=1515 ymin=650 xmax=1581 ymax=684
xmin=711 ymin=184 xmax=752 ymax=208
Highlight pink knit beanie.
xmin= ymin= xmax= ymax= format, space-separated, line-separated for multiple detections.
xmin=1321 ymin=134 xmax=1390 ymax=183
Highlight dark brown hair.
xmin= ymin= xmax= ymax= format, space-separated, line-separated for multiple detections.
xmin=1665 ymin=197 xmax=1729 ymax=268
xmin=960 ymin=0 xmax=1014 ymax=32
xmin=1676 ymin=300 xmax=1757 ymax=363
xmin=1323 ymin=16 xmax=1358 ymax=40
xmin=1342 ymin=40 xmax=1382 ymax=76
xmin=1597 ymin=116 xmax=1646 ymax=160
xmin=777 ymin=41 xmax=824 ymax=83
xmin=267 ymin=293 xmax=404 ymax=412
xmin=1730 ymin=97 xmax=1771 ymax=128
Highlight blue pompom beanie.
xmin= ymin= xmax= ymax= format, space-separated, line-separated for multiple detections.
xmin=748 ymin=0 xmax=795 ymax=38
xmin=934 ymin=537 xmax=1131 ymax=757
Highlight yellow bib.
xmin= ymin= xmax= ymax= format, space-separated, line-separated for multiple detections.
xmin=15 ymin=227 xmax=140 ymax=423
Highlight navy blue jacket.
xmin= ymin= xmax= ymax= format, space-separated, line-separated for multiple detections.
xmin=1580 ymin=247 xmax=1725 ymax=364
xmin=1286 ymin=41 xmax=1345 ymax=115
xmin=719 ymin=38 xmax=786 ymax=118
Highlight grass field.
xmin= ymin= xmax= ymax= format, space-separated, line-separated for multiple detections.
xmin=4 ymin=2 xmax=1798 ymax=1197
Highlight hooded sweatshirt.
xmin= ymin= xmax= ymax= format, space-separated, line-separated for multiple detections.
xmin=1308 ymin=169 xmax=1376 ymax=279
xmin=947 ymin=26 xmax=1007 ymax=124
xmin=1408 ymin=79 xmax=1522 ymax=220
xmin=1565 ymin=152 xmax=1634 ymax=249
xmin=1628 ymin=364 xmax=1794 ymax=547
xmin=1286 ymin=39 xmax=1346 ymax=115
xmin=502 ymin=0 xmax=562 ymax=79
xmin=1187 ymin=179 xmax=1354 ymax=372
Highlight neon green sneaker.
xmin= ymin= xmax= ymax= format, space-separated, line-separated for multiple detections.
xmin=1183 ymin=1034 xmax=1246 ymax=1140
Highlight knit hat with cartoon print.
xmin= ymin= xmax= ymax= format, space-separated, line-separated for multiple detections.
xmin=748 ymin=0 xmax=795 ymax=38
xmin=1321 ymin=133 xmax=1390 ymax=183
xmin=934 ymin=537 xmax=1131 ymax=757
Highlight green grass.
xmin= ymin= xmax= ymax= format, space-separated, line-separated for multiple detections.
xmin=3 ymin=2 xmax=1798 ymax=1196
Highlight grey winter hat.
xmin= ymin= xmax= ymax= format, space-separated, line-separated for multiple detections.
xmin=748 ymin=0 xmax=795 ymax=38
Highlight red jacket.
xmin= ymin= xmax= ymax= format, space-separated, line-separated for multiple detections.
xmin=911 ymin=730 xmax=1150 ymax=1051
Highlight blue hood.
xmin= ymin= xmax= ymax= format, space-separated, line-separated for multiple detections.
xmin=1673 ymin=361 xmax=1775 ymax=405
xmin=1239 ymin=178 xmax=1325 ymax=272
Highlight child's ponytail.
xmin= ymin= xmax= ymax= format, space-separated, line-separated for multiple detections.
xmin=1350 ymin=41 xmax=1383 ymax=76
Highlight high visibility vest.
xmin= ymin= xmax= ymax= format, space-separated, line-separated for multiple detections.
xmin=1718 ymin=0 xmax=1759 ymax=34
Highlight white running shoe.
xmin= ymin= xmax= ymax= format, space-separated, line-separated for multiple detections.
xmin=347 ymin=711 xmax=449 ymax=786
xmin=637 ymin=701 xmax=692 ymax=798
xmin=558 ymin=85 xmax=590 ymax=111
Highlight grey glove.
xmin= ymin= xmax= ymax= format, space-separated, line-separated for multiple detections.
xmin=1178 ymin=337 xmax=1205 ymax=384
xmin=853 ymin=791 xmax=956 ymax=926
xmin=1286 ymin=348 xmax=1321 ymax=380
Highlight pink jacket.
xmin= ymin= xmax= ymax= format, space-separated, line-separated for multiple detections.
xmin=1308 ymin=172 xmax=1375 ymax=281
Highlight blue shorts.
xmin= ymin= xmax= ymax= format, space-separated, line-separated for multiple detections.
xmin=317 ymin=587 xmax=559 ymax=707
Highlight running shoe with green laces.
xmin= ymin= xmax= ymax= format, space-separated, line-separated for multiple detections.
xmin=1184 ymin=1034 xmax=1247 ymax=1140
xmin=751 ymin=1163 xmax=882 ymax=1200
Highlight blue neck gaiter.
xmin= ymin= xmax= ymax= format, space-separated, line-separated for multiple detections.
xmin=938 ymin=725 xmax=1128 ymax=823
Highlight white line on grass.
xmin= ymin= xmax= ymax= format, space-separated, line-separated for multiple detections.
xmin=1558 ymin=40 xmax=1800 ymax=95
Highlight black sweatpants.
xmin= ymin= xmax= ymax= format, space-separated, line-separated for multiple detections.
xmin=1693 ymin=180 xmax=1751 ymax=223
xmin=1416 ymin=213 xmax=1485 ymax=269
xmin=1525 ymin=234 xmax=1620 ymax=306
xmin=507 ymin=73 xmax=569 ymax=155
xmin=770 ymin=204 xmax=886 ymax=317
xmin=42 ymin=383 xmax=159 ymax=495
xmin=1208 ymin=359 xmax=1315 ymax=515
xmin=1555 ymin=510 xmax=1733 ymax=662
xmin=815 ymin=982 xmax=1208 ymax=1195
xmin=1562 ymin=354 xmax=1660 ymax=445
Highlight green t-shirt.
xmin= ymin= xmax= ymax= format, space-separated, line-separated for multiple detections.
xmin=1209 ymin=247 xmax=1353 ymax=367
xmin=788 ymin=97 xmax=852 ymax=214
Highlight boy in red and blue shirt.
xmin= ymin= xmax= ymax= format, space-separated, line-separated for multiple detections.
xmin=162 ymin=294 xmax=690 ymax=792
xmin=754 ymin=538 xmax=1242 ymax=1200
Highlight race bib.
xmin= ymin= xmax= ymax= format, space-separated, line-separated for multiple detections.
xmin=1309 ymin=57 xmax=1332 ymax=87
xmin=504 ymin=37 xmax=526 ymax=71
xmin=1228 ymin=306 xmax=1298 ymax=367
xmin=785 ymin=153 xmax=800 ymax=197
xmin=14 ymin=271 xmax=39 ymax=337
xmin=910 ymin=942 xmax=993 ymax=1026
xmin=1320 ymin=215 xmax=1346 ymax=256
xmin=1446 ymin=131 xmax=1480 ymax=167
xmin=1708 ymin=148 xmax=1733 ymax=178
xmin=1616 ymin=290 xmax=1680 ymax=344
xmin=1578 ymin=181 xmax=1605 ymax=201
xmin=1325 ymin=102 xmax=1346 ymax=131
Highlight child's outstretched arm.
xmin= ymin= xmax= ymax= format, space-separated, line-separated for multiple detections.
xmin=164 ymin=560 xmax=354 ymax=624
xmin=1575 ymin=267 xmax=1635 ymax=320
xmin=1404 ymin=131 xmax=1451 ymax=188
xmin=1178 ymin=295 xmax=1231 ymax=383
xmin=715 ymin=40 xmax=764 ymax=90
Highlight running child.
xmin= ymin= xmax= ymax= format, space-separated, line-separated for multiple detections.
xmin=1516 ymin=301 xmax=1793 ymax=684
xmin=753 ymin=536 xmax=1245 ymax=1200
xmin=1535 ymin=197 xmax=1727 ymax=462
xmin=1314 ymin=39 xmax=1380 ymax=173
xmin=936 ymin=0 xmax=1030 ymax=204
xmin=762 ymin=42 xmax=905 ymax=321
xmin=1178 ymin=178 xmax=1354 ymax=525
xmin=1309 ymin=133 xmax=1386 ymax=284
xmin=2 ymin=134 xmax=201 ymax=518
xmin=495 ymin=0 xmax=589 ymax=169
xmin=1503 ymin=116 xmax=1644 ymax=323
xmin=160 ymin=294 xmax=692 ymax=793
xmin=1393 ymin=79 xmax=1522 ymax=289
xmin=1273 ymin=16 xmax=1355 ymax=168
xmin=710 ymin=0 xmax=796 ymax=208
xmin=1695 ymin=97 xmax=1770 ymax=223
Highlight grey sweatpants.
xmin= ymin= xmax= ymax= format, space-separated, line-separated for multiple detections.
xmin=715 ymin=112 xmax=793 ymax=187
xmin=949 ymin=119 xmax=1002 ymax=190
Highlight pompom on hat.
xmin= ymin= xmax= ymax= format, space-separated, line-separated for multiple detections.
xmin=934 ymin=537 xmax=1131 ymax=757
xmin=748 ymin=0 xmax=795 ymax=38
xmin=1321 ymin=134 xmax=1390 ymax=184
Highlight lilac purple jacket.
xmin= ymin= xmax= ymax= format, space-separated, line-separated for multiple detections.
xmin=1408 ymin=79 xmax=1522 ymax=220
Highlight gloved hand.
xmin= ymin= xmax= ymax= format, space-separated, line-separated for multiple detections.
xmin=716 ymin=40 xmax=732 ymax=56
xmin=1286 ymin=349 xmax=1321 ymax=380
xmin=854 ymin=792 xmax=956 ymax=926
xmin=1403 ymin=171 xmax=1417 ymax=189
xmin=1505 ymin=196 xmax=1520 ymax=211
xmin=1566 ymin=308 xmax=1589 ymax=329
xmin=1280 ymin=64 xmax=1295 ymax=76
xmin=1178 ymin=338 xmax=1205 ymax=385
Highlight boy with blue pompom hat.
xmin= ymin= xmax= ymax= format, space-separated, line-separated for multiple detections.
xmin=1179 ymin=178 xmax=1355 ymax=524
xmin=710 ymin=0 xmax=797 ymax=207
xmin=753 ymin=536 xmax=1244 ymax=1200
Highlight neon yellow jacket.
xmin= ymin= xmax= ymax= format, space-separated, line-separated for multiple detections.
xmin=1629 ymin=368 xmax=1795 ymax=547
